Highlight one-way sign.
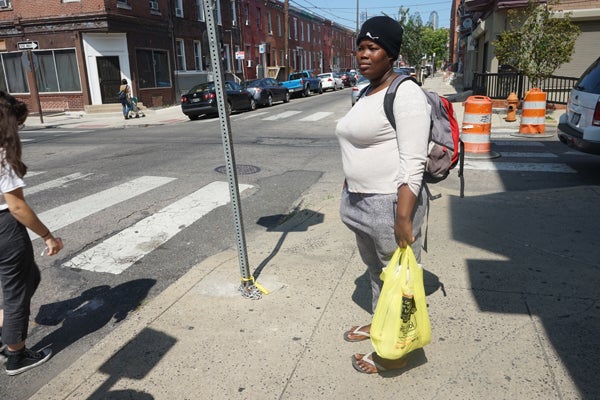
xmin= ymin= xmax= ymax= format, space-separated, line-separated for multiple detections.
xmin=17 ymin=41 xmax=39 ymax=50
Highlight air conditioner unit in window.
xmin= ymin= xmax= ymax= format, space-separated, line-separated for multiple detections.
xmin=149 ymin=1 xmax=159 ymax=11
xmin=175 ymin=7 xmax=183 ymax=17
xmin=0 ymin=0 xmax=10 ymax=8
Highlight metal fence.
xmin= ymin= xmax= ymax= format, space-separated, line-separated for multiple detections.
xmin=471 ymin=72 xmax=579 ymax=104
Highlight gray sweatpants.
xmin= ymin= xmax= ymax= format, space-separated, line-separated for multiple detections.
xmin=0 ymin=210 xmax=41 ymax=345
xmin=340 ymin=186 xmax=428 ymax=313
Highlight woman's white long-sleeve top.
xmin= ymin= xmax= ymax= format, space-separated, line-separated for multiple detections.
xmin=335 ymin=79 xmax=431 ymax=197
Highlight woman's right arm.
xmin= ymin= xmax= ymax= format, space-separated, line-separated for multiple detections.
xmin=4 ymin=187 xmax=63 ymax=255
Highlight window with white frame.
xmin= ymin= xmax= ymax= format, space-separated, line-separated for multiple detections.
xmin=307 ymin=23 xmax=310 ymax=43
xmin=196 ymin=0 xmax=204 ymax=21
xmin=193 ymin=41 xmax=203 ymax=71
xmin=0 ymin=49 xmax=81 ymax=94
xmin=267 ymin=11 xmax=272 ymax=34
xmin=231 ymin=0 xmax=237 ymax=26
xmin=216 ymin=0 xmax=222 ymax=25
xmin=235 ymin=45 xmax=242 ymax=71
xmin=277 ymin=14 xmax=282 ymax=37
xmin=174 ymin=0 xmax=183 ymax=17
xmin=223 ymin=44 xmax=231 ymax=71
xmin=175 ymin=39 xmax=186 ymax=71
xmin=149 ymin=0 xmax=159 ymax=11
xmin=243 ymin=4 xmax=249 ymax=25
xmin=293 ymin=18 xmax=297 ymax=40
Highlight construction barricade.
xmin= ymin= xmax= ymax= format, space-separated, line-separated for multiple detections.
xmin=517 ymin=88 xmax=551 ymax=136
xmin=461 ymin=95 xmax=499 ymax=159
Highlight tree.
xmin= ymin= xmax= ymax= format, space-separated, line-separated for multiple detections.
xmin=421 ymin=26 xmax=449 ymax=69
xmin=397 ymin=8 xmax=425 ymax=68
xmin=493 ymin=0 xmax=580 ymax=87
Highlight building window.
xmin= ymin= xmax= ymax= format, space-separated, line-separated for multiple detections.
xmin=235 ymin=45 xmax=242 ymax=71
xmin=293 ymin=18 xmax=297 ymax=40
xmin=223 ymin=44 xmax=231 ymax=72
xmin=231 ymin=0 xmax=237 ymax=26
xmin=216 ymin=0 xmax=222 ymax=25
xmin=243 ymin=4 xmax=249 ymax=25
xmin=277 ymin=14 xmax=282 ymax=37
xmin=267 ymin=11 xmax=272 ymax=34
xmin=174 ymin=0 xmax=183 ymax=17
xmin=0 ymin=52 xmax=29 ymax=93
xmin=256 ymin=7 xmax=261 ymax=29
xmin=136 ymin=49 xmax=171 ymax=88
xmin=175 ymin=39 xmax=186 ymax=71
xmin=196 ymin=0 xmax=204 ymax=21
xmin=300 ymin=22 xmax=304 ymax=41
xmin=193 ymin=41 xmax=203 ymax=71
xmin=149 ymin=0 xmax=159 ymax=12
xmin=307 ymin=23 xmax=310 ymax=43
xmin=116 ymin=0 xmax=129 ymax=6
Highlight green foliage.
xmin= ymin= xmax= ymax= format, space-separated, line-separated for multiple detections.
xmin=493 ymin=0 xmax=580 ymax=87
xmin=395 ymin=7 xmax=448 ymax=70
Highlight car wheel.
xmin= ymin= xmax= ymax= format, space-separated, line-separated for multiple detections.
xmin=188 ymin=114 xmax=200 ymax=121
xmin=226 ymin=101 xmax=232 ymax=115
xmin=318 ymin=84 xmax=323 ymax=94
xmin=283 ymin=91 xmax=290 ymax=103
xmin=303 ymin=85 xmax=310 ymax=97
xmin=249 ymin=98 xmax=257 ymax=111
xmin=267 ymin=94 xmax=273 ymax=107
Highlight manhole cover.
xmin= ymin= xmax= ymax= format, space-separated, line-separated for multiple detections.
xmin=214 ymin=164 xmax=261 ymax=175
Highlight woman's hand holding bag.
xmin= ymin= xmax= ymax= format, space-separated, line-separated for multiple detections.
xmin=370 ymin=245 xmax=431 ymax=360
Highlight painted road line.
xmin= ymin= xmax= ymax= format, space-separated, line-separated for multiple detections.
xmin=26 ymin=171 xmax=46 ymax=177
xmin=463 ymin=160 xmax=576 ymax=173
xmin=299 ymin=112 xmax=333 ymax=122
xmin=236 ymin=111 xmax=269 ymax=120
xmin=499 ymin=152 xmax=558 ymax=158
xmin=29 ymin=176 xmax=176 ymax=239
xmin=26 ymin=173 xmax=93 ymax=195
xmin=62 ymin=181 xmax=253 ymax=274
xmin=263 ymin=110 xmax=302 ymax=121
xmin=21 ymin=139 xmax=35 ymax=143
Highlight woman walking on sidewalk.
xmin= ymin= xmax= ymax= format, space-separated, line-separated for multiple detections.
xmin=118 ymin=78 xmax=132 ymax=119
xmin=0 ymin=91 xmax=63 ymax=376
xmin=335 ymin=16 xmax=430 ymax=374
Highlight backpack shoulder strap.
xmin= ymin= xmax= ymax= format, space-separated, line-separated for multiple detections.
xmin=384 ymin=74 xmax=418 ymax=130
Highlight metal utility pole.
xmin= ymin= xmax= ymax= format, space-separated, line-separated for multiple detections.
xmin=202 ymin=0 xmax=264 ymax=299
xmin=356 ymin=0 xmax=359 ymax=32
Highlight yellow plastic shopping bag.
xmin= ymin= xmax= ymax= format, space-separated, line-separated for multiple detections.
xmin=370 ymin=245 xmax=431 ymax=360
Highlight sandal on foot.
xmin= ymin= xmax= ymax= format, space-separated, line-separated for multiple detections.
xmin=351 ymin=352 xmax=387 ymax=374
xmin=343 ymin=325 xmax=370 ymax=342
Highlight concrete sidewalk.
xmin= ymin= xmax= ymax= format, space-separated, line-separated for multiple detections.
xmin=27 ymin=75 xmax=596 ymax=399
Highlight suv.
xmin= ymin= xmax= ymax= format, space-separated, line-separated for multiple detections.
xmin=557 ymin=57 xmax=600 ymax=154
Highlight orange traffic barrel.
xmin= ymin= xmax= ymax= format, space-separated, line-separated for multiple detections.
xmin=519 ymin=88 xmax=547 ymax=134
xmin=461 ymin=96 xmax=494 ymax=155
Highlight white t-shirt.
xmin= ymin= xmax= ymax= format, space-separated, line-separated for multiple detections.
xmin=0 ymin=151 xmax=26 ymax=211
xmin=335 ymin=78 xmax=430 ymax=196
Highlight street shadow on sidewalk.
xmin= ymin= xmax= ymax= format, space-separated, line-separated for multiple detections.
xmin=450 ymin=187 xmax=600 ymax=399
xmin=33 ymin=279 xmax=156 ymax=355
xmin=253 ymin=206 xmax=324 ymax=279
xmin=86 ymin=327 xmax=176 ymax=399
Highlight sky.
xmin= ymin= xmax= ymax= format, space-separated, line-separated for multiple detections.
xmin=289 ymin=0 xmax=453 ymax=31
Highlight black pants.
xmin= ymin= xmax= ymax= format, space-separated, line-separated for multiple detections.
xmin=0 ymin=209 xmax=41 ymax=345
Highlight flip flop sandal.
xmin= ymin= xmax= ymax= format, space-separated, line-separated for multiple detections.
xmin=351 ymin=352 xmax=387 ymax=374
xmin=343 ymin=325 xmax=371 ymax=342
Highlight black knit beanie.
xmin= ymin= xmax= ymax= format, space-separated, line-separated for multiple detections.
xmin=356 ymin=16 xmax=403 ymax=60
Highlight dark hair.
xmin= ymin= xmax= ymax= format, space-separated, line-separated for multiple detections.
xmin=0 ymin=91 xmax=28 ymax=178
xmin=121 ymin=78 xmax=128 ymax=84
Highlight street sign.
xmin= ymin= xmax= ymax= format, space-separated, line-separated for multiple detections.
xmin=18 ymin=41 xmax=39 ymax=50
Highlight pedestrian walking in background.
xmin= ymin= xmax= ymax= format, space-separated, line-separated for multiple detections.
xmin=118 ymin=78 xmax=132 ymax=120
xmin=0 ymin=91 xmax=63 ymax=375
xmin=335 ymin=16 xmax=431 ymax=374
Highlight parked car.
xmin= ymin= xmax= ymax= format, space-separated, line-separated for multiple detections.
xmin=180 ymin=81 xmax=256 ymax=120
xmin=281 ymin=70 xmax=322 ymax=97
xmin=243 ymin=78 xmax=290 ymax=107
xmin=317 ymin=72 xmax=344 ymax=91
xmin=340 ymin=69 xmax=358 ymax=87
xmin=351 ymin=75 xmax=370 ymax=106
xmin=408 ymin=66 xmax=417 ymax=78
xmin=557 ymin=56 xmax=600 ymax=154
xmin=394 ymin=67 xmax=410 ymax=76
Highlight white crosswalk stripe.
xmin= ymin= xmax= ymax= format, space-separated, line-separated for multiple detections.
xmin=263 ymin=110 xmax=302 ymax=121
xmin=26 ymin=172 xmax=93 ymax=195
xmin=299 ymin=112 xmax=333 ymax=122
xmin=464 ymin=160 xmax=576 ymax=173
xmin=29 ymin=176 xmax=176 ymax=239
xmin=62 ymin=181 xmax=252 ymax=274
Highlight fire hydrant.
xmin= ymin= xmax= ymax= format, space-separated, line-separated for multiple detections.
xmin=505 ymin=92 xmax=518 ymax=122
